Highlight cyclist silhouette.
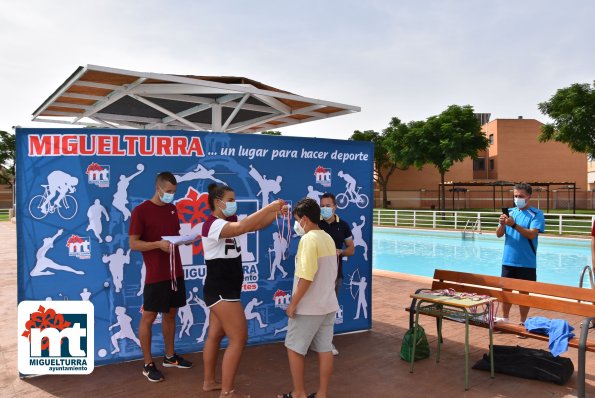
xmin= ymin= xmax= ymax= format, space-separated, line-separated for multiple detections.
xmin=338 ymin=170 xmax=356 ymax=200
xmin=39 ymin=171 xmax=79 ymax=215
xmin=335 ymin=171 xmax=369 ymax=209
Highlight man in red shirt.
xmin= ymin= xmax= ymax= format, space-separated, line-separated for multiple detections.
xmin=129 ymin=171 xmax=192 ymax=382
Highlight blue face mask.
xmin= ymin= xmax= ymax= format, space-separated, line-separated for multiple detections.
xmin=219 ymin=200 xmax=237 ymax=217
xmin=159 ymin=188 xmax=175 ymax=204
xmin=321 ymin=207 xmax=333 ymax=220
xmin=514 ymin=198 xmax=527 ymax=209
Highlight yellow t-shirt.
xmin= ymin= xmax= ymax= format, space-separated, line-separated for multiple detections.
xmin=293 ymin=229 xmax=339 ymax=315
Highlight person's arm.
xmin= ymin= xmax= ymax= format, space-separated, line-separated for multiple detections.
xmin=512 ymin=224 xmax=540 ymax=240
xmin=219 ymin=199 xmax=287 ymax=239
xmin=504 ymin=216 xmax=539 ymax=240
xmin=340 ymin=238 xmax=355 ymax=257
xmin=286 ymin=278 xmax=312 ymax=318
xmin=496 ymin=214 xmax=506 ymax=238
xmin=129 ymin=234 xmax=170 ymax=253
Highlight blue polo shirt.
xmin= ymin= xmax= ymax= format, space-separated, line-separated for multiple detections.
xmin=502 ymin=206 xmax=545 ymax=269
xmin=318 ymin=215 xmax=353 ymax=279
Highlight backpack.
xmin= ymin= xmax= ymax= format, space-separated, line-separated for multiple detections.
xmin=400 ymin=297 xmax=430 ymax=362
xmin=400 ymin=324 xmax=430 ymax=362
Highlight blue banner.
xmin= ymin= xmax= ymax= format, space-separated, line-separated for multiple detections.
xmin=16 ymin=128 xmax=373 ymax=366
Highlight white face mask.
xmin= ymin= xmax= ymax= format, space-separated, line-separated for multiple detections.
xmin=293 ymin=219 xmax=306 ymax=236
xmin=514 ymin=198 xmax=527 ymax=209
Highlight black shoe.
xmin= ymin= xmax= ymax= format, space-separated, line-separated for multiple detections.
xmin=143 ymin=362 xmax=164 ymax=382
xmin=163 ymin=353 xmax=193 ymax=369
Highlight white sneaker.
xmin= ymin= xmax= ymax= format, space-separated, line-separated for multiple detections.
xmin=494 ymin=317 xmax=510 ymax=323
xmin=331 ymin=344 xmax=339 ymax=356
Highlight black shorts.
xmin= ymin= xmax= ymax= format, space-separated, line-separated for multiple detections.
xmin=143 ymin=277 xmax=186 ymax=313
xmin=501 ymin=265 xmax=536 ymax=281
xmin=204 ymin=258 xmax=243 ymax=307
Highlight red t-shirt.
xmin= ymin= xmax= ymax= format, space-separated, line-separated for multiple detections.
xmin=591 ymin=220 xmax=595 ymax=237
xmin=129 ymin=200 xmax=183 ymax=284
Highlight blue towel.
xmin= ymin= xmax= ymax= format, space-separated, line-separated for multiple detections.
xmin=524 ymin=316 xmax=575 ymax=357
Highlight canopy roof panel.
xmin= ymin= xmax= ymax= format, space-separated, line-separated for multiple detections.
xmin=32 ymin=65 xmax=360 ymax=133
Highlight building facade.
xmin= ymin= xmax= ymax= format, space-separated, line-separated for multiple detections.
xmin=376 ymin=118 xmax=589 ymax=210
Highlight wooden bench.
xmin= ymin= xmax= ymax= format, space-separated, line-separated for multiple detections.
xmin=408 ymin=269 xmax=595 ymax=397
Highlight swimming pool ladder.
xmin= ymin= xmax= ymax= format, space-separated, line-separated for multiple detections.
xmin=462 ymin=219 xmax=479 ymax=239
xmin=579 ymin=265 xmax=594 ymax=289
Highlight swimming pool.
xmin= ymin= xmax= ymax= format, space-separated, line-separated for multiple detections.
xmin=373 ymin=227 xmax=591 ymax=287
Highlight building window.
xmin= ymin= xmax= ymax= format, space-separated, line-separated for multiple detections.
xmin=489 ymin=159 xmax=494 ymax=170
xmin=489 ymin=134 xmax=494 ymax=144
xmin=473 ymin=158 xmax=485 ymax=171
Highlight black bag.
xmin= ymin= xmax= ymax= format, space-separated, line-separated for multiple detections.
xmin=472 ymin=345 xmax=574 ymax=385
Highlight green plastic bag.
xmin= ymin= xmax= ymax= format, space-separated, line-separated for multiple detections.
xmin=400 ymin=325 xmax=430 ymax=362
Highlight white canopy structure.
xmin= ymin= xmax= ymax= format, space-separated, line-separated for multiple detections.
xmin=32 ymin=65 xmax=360 ymax=133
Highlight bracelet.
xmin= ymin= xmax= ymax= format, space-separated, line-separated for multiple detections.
xmin=511 ymin=223 xmax=517 ymax=229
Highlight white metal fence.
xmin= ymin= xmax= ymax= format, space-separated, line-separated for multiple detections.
xmin=373 ymin=209 xmax=594 ymax=236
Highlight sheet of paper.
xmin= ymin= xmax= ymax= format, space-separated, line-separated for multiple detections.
xmin=161 ymin=230 xmax=201 ymax=246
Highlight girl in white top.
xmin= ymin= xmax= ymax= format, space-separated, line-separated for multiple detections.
xmin=202 ymin=183 xmax=287 ymax=398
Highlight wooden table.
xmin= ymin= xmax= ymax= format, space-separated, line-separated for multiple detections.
xmin=409 ymin=291 xmax=496 ymax=390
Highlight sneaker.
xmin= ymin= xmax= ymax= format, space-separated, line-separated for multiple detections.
xmin=163 ymin=353 xmax=193 ymax=369
xmin=143 ymin=362 xmax=164 ymax=382
xmin=494 ymin=317 xmax=509 ymax=323
xmin=331 ymin=344 xmax=339 ymax=356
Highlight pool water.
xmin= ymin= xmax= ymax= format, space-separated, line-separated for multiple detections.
xmin=373 ymin=227 xmax=591 ymax=287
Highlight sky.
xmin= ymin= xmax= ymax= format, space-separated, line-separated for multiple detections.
xmin=0 ymin=0 xmax=593 ymax=139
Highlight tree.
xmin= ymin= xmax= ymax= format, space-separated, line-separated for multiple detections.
xmin=537 ymin=82 xmax=595 ymax=156
xmin=0 ymin=130 xmax=15 ymax=187
xmin=350 ymin=118 xmax=418 ymax=208
xmin=409 ymin=105 xmax=488 ymax=211
xmin=260 ymin=130 xmax=282 ymax=135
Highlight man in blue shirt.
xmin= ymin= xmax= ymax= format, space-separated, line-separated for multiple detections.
xmin=496 ymin=183 xmax=545 ymax=324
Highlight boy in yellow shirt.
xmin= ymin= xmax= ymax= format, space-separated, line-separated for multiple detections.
xmin=278 ymin=198 xmax=339 ymax=398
